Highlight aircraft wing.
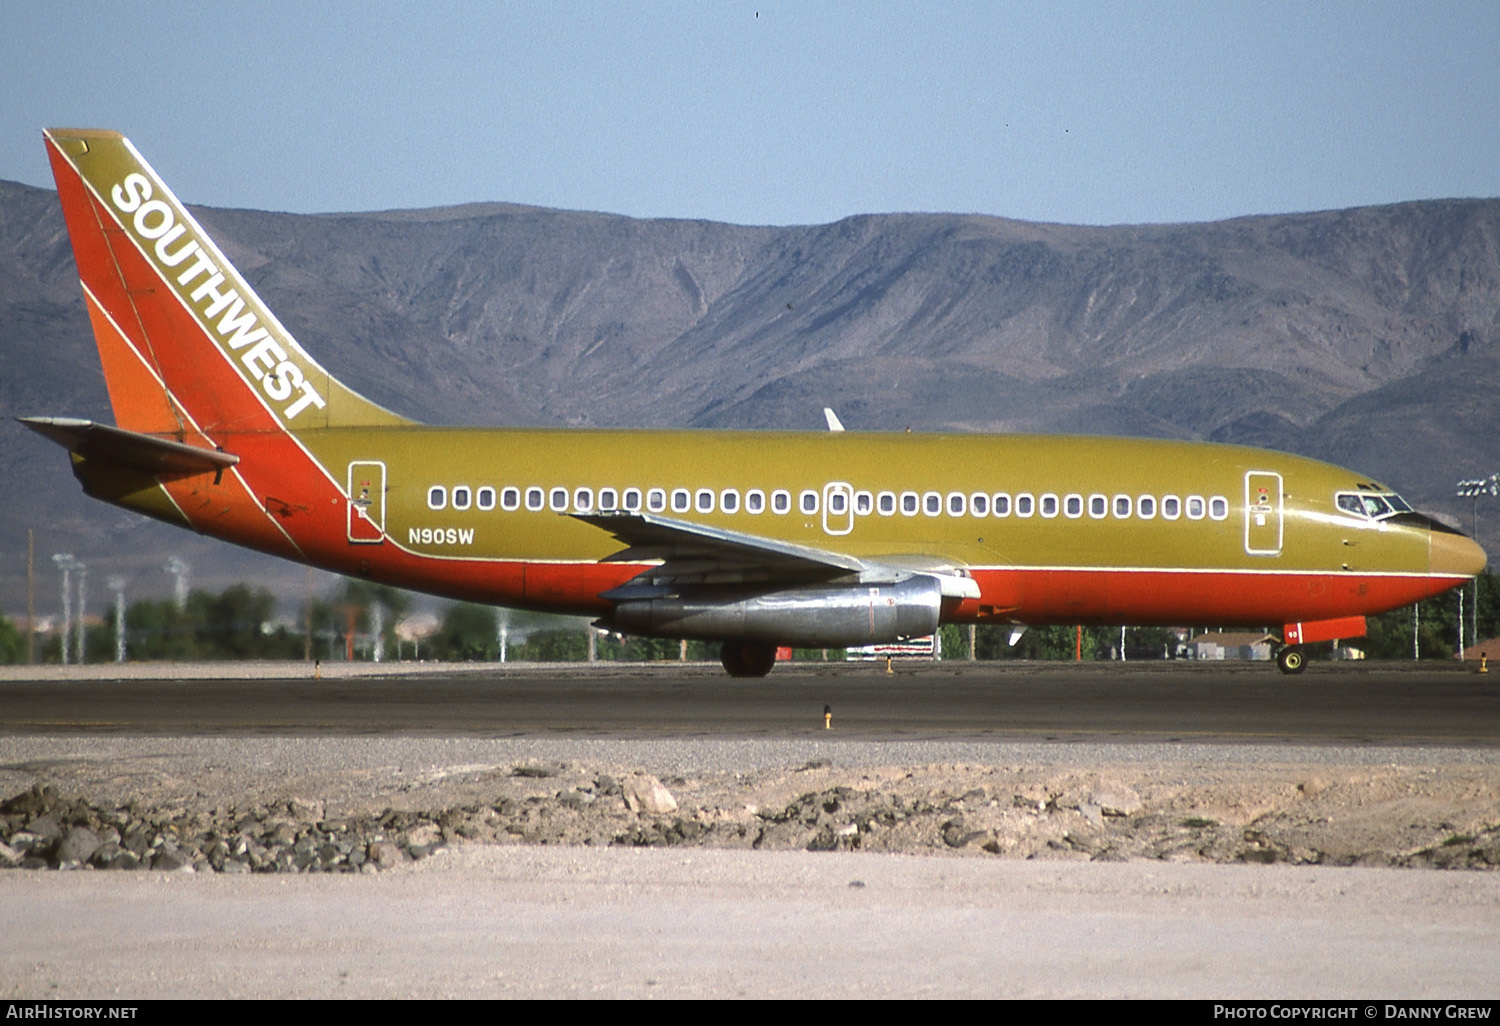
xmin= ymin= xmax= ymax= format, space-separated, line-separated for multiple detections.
xmin=572 ymin=511 xmax=978 ymax=599
xmin=573 ymin=510 xmax=867 ymax=591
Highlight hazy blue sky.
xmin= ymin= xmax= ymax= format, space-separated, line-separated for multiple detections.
xmin=3 ymin=1 xmax=1497 ymax=226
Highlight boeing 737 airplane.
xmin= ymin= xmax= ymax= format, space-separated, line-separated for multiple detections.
xmin=22 ymin=129 xmax=1487 ymax=675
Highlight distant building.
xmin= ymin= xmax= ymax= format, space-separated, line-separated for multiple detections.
xmin=1460 ymin=637 xmax=1500 ymax=662
xmin=1183 ymin=631 xmax=1277 ymax=661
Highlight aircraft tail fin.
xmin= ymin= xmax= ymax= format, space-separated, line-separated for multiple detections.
xmin=43 ymin=128 xmax=410 ymax=438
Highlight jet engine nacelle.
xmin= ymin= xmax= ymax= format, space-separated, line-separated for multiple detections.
xmin=605 ymin=575 xmax=944 ymax=646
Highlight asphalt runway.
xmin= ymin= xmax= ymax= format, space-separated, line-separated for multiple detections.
xmin=2 ymin=660 xmax=1497 ymax=745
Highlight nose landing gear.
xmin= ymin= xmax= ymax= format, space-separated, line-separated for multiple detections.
xmin=1275 ymin=645 xmax=1305 ymax=675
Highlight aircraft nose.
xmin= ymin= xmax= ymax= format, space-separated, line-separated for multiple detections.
xmin=1430 ymin=528 xmax=1487 ymax=580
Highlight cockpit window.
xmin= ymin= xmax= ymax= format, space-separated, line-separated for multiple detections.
xmin=1336 ymin=491 xmax=1407 ymax=520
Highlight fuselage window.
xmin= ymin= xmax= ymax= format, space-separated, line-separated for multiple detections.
xmin=970 ymin=493 xmax=989 ymax=517
xmin=923 ymin=492 xmax=942 ymax=516
xmin=1040 ymin=493 xmax=1059 ymax=518
xmin=624 ymin=488 xmax=643 ymax=512
xmin=1209 ymin=496 xmax=1229 ymax=521
xmin=720 ymin=489 xmax=740 ymax=514
xmin=1137 ymin=495 xmax=1156 ymax=519
xmin=746 ymin=489 xmax=766 ymax=514
xmin=525 ymin=487 xmax=545 ymax=512
xmin=901 ymin=492 xmax=920 ymax=516
xmin=452 ymin=486 xmax=472 ymax=511
xmin=598 ymin=488 xmax=619 ymax=511
xmin=855 ymin=491 xmax=873 ymax=516
xmin=829 ymin=490 xmax=847 ymax=514
xmin=878 ymin=492 xmax=897 ymax=515
xmin=647 ymin=488 xmax=667 ymax=513
xmin=772 ymin=490 xmax=791 ymax=514
xmin=427 ymin=486 xmax=447 ymax=511
xmin=574 ymin=487 xmax=594 ymax=512
xmin=477 ymin=486 xmax=496 ymax=511
xmin=947 ymin=492 xmax=966 ymax=516
xmin=1014 ymin=493 xmax=1034 ymax=517
xmin=695 ymin=488 xmax=715 ymax=514
xmin=671 ymin=488 xmax=691 ymax=513
xmin=1186 ymin=495 xmax=1206 ymax=520
xmin=800 ymin=490 xmax=819 ymax=515
xmin=1161 ymin=495 xmax=1181 ymax=520
xmin=1114 ymin=495 xmax=1132 ymax=519
xmin=993 ymin=493 xmax=1011 ymax=517
xmin=1065 ymin=494 xmax=1083 ymax=519
xmin=549 ymin=487 xmax=569 ymax=512
xmin=500 ymin=486 xmax=521 ymax=512
xmin=1088 ymin=494 xmax=1106 ymax=519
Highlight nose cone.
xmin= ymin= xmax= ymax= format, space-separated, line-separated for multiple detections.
xmin=1431 ymin=529 xmax=1487 ymax=580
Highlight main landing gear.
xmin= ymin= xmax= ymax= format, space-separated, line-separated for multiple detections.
xmin=720 ymin=641 xmax=777 ymax=678
xmin=1275 ymin=645 xmax=1306 ymax=675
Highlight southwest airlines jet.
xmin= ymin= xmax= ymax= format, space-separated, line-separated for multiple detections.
xmin=22 ymin=129 xmax=1486 ymax=676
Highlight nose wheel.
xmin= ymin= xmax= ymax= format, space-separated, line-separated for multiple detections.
xmin=1275 ymin=645 xmax=1305 ymax=675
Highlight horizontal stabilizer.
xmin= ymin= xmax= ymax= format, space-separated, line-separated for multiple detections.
xmin=19 ymin=416 xmax=239 ymax=475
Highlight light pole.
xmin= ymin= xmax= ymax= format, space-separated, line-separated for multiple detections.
xmin=108 ymin=577 xmax=127 ymax=663
xmin=164 ymin=556 xmax=189 ymax=612
xmin=372 ymin=601 xmax=384 ymax=663
xmin=1456 ymin=475 xmax=1497 ymax=650
xmin=51 ymin=553 xmax=75 ymax=665
xmin=75 ymin=561 xmax=87 ymax=664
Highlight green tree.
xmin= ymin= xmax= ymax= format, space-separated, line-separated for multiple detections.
xmin=429 ymin=603 xmax=500 ymax=660
xmin=0 ymin=613 xmax=25 ymax=664
xmin=202 ymin=584 xmax=277 ymax=658
xmin=514 ymin=628 xmax=588 ymax=662
xmin=938 ymin=624 xmax=970 ymax=659
xmin=121 ymin=584 xmax=298 ymax=661
xmin=125 ymin=596 xmax=201 ymax=660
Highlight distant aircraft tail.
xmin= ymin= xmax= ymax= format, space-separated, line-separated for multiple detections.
xmin=42 ymin=128 xmax=408 ymax=437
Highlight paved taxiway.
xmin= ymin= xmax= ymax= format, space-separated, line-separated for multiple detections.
xmin=1 ymin=660 xmax=1497 ymax=745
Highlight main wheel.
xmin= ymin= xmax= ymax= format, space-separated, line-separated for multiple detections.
xmin=720 ymin=641 xmax=777 ymax=678
xmin=1275 ymin=645 xmax=1306 ymax=675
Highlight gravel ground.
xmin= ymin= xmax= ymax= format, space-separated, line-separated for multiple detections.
xmin=4 ymin=736 xmax=1498 ymax=870
xmin=2 ymin=731 xmax=1498 ymax=996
